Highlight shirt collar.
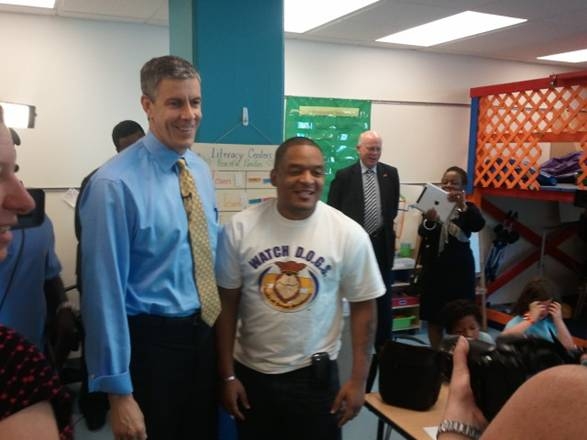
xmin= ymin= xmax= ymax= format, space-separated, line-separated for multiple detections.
xmin=143 ymin=132 xmax=189 ymax=172
xmin=360 ymin=161 xmax=377 ymax=174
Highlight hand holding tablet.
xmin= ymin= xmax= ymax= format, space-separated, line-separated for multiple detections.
xmin=413 ymin=183 xmax=457 ymax=223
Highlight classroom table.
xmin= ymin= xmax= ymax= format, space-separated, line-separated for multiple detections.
xmin=364 ymin=384 xmax=448 ymax=440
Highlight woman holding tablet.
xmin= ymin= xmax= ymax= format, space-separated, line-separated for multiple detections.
xmin=417 ymin=166 xmax=485 ymax=349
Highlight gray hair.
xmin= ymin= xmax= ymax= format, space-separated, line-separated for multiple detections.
xmin=140 ymin=55 xmax=201 ymax=100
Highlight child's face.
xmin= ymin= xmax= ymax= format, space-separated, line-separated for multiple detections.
xmin=451 ymin=315 xmax=481 ymax=340
xmin=440 ymin=170 xmax=464 ymax=192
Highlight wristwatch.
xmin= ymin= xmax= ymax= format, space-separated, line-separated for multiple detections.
xmin=437 ymin=420 xmax=483 ymax=440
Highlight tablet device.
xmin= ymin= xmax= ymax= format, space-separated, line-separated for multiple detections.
xmin=414 ymin=183 xmax=455 ymax=223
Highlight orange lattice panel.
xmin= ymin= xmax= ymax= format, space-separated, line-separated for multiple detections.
xmin=471 ymin=71 xmax=587 ymax=190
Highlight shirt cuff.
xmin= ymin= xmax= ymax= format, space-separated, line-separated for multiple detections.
xmin=88 ymin=370 xmax=133 ymax=394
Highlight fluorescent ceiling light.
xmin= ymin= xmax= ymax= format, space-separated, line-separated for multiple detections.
xmin=377 ymin=10 xmax=526 ymax=47
xmin=285 ymin=0 xmax=379 ymax=33
xmin=0 ymin=102 xmax=36 ymax=129
xmin=537 ymin=49 xmax=587 ymax=63
xmin=0 ymin=0 xmax=55 ymax=8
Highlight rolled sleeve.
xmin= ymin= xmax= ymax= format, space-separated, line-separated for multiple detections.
xmin=89 ymin=370 xmax=133 ymax=394
xmin=80 ymin=177 xmax=134 ymax=394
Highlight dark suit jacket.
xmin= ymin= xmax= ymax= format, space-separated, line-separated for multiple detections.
xmin=328 ymin=161 xmax=400 ymax=272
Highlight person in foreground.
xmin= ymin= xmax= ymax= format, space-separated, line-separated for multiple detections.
xmin=439 ymin=336 xmax=587 ymax=439
xmin=418 ymin=166 xmax=485 ymax=349
xmin=0 ymin=105 xmax=73 ymax=439
xmin=215 ymin=136 xmax=385 ymax=440
xmin=79 ymin=56 xmax=219 ymax=440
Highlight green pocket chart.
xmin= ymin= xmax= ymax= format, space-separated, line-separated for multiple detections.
xmin=284 ymin=96 xmax=371 ymax=200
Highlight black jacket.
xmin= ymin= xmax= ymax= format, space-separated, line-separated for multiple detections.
xmin=327 ymin=161 xmax=400 ymax=271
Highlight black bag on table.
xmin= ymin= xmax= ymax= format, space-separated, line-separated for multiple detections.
xmin=378 ymin=338 xmax=442 ymax=411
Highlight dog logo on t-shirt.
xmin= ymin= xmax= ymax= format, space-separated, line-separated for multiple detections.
xmin=259 ymin=260 xmax=319 ymax=312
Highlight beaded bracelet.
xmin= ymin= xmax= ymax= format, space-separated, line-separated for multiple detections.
xmin=422 ymin=219 xmax=437 ymax=231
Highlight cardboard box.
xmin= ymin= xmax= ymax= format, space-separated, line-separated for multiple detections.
xmin=549 ymin=141 xmax=581 ymax=159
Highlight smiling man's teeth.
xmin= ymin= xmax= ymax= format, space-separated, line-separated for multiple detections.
xmin=0 ymin=226 xmax=9 ymax=233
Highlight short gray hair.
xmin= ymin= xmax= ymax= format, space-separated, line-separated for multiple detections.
xmin=140 ymin=55 xmax=201 ymax=100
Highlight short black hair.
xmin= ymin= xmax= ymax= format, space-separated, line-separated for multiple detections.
xmin=273 ymin=136 xmax=322 ymax=168
xmin=441 ymin=299 xmax=482 ymax=333
xmin=444 ymin=166 xmax=468 ymax=185
xmin=112 ymin=120 xmax=145 ymax=149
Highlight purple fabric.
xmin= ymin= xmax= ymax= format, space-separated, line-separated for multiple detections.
xmin=541 ymin=151 xmax=581 ymax=177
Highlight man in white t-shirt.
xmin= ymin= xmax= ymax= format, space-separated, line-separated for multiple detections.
xmin=215 ymin=136 xmax=385 ymax=440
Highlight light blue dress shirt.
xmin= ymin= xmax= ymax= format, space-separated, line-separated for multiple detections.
xmin=79 ymin=132 xmax=218 ymax=394
xmin=0 ymin=216 xmax=62 ymax=348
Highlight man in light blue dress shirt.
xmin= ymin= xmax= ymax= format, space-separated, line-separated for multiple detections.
xmin=79 ymin=55 xmax=218 ymax=440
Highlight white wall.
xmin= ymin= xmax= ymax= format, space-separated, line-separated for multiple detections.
xmin=286 ymin=40 xmax=573 ymax=182
xmin=0 ymin=12 xmax=168 ymax=188
xmin=0 ymin=12 xmax=168 ymax=286
xmin=1 ymin=13 xmax=579 ymax=301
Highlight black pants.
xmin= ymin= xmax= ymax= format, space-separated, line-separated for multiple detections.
xmin=235 ymin=361 xmax=341 ymax=440
xmin=367 ymin=231 xmax=393 ymax=392
xmin=370 ymin=231 xmax=393 ymax=348
xmin=128 ymin=313 xmax=217 ymax=440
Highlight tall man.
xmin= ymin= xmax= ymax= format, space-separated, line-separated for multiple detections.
xmin=74 ymin=120 xmax=144 ymax=431
xmin=327 ymin=130 xmax=400 ymax=390
xmin=216 ymin=137 xmax=385 ymax=440
xmin=79 ymin=56 xmax=219 ymax=440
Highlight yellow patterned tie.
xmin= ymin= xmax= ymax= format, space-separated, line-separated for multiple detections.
xmin=177 ymin=158 xmax=221 ymax=326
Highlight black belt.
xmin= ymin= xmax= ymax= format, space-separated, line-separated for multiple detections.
xmin=236 ymin=360 xmax=335 ymax=379
xmin=128 ymin=310 xmax=202 ymax=328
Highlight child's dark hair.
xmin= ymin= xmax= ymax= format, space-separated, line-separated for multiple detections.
xmin=440 ymin=299 xmax=482 ymax=333
xmin=512 ymin=278 xmax=559 ymax=316
xmin=444 ymin=166 xmax=468 ymax=185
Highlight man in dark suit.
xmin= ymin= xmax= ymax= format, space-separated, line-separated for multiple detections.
xmin=328 ymin=130 xmax=400 ymax=390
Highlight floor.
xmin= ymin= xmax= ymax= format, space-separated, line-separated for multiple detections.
xmin=71 ymin=322 xmax=501 ymax=440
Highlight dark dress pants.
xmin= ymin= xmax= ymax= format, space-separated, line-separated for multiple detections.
xmin=367 ymin=230 xmax=393 ymax=392
xmin=235 ymin=361 xmax=342 ymax=440
xmin=128 ymin=313 xmax=217 ymax=440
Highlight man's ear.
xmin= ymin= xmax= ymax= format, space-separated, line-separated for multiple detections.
xmin=270 ymin=169 xmax=277 ymax=187
xmin=140 ymin=95 xmax=152 ymax=117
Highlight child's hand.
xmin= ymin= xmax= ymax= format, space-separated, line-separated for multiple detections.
xmin=548 ymin=301 xmax=563 ymax=322
xmin=447 ymin=189 xmax=466 ymax=210
xmin=528 ymin=301 xmax=546 ymax=322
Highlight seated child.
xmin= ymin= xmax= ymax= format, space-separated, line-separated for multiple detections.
xmin=441 ymin=299 xmax=493 ymax=344
xmin=502 ymin=278 xmax=575 ymax=350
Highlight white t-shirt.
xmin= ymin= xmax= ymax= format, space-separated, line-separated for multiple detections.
xmin=216 ymin=199 xmax=386 ymax=374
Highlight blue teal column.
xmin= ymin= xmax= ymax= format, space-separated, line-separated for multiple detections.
xmin=169 ymin=0 xmax=284 ymax=145
xmin=168 ymin=2 xmax=283 ymax=438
